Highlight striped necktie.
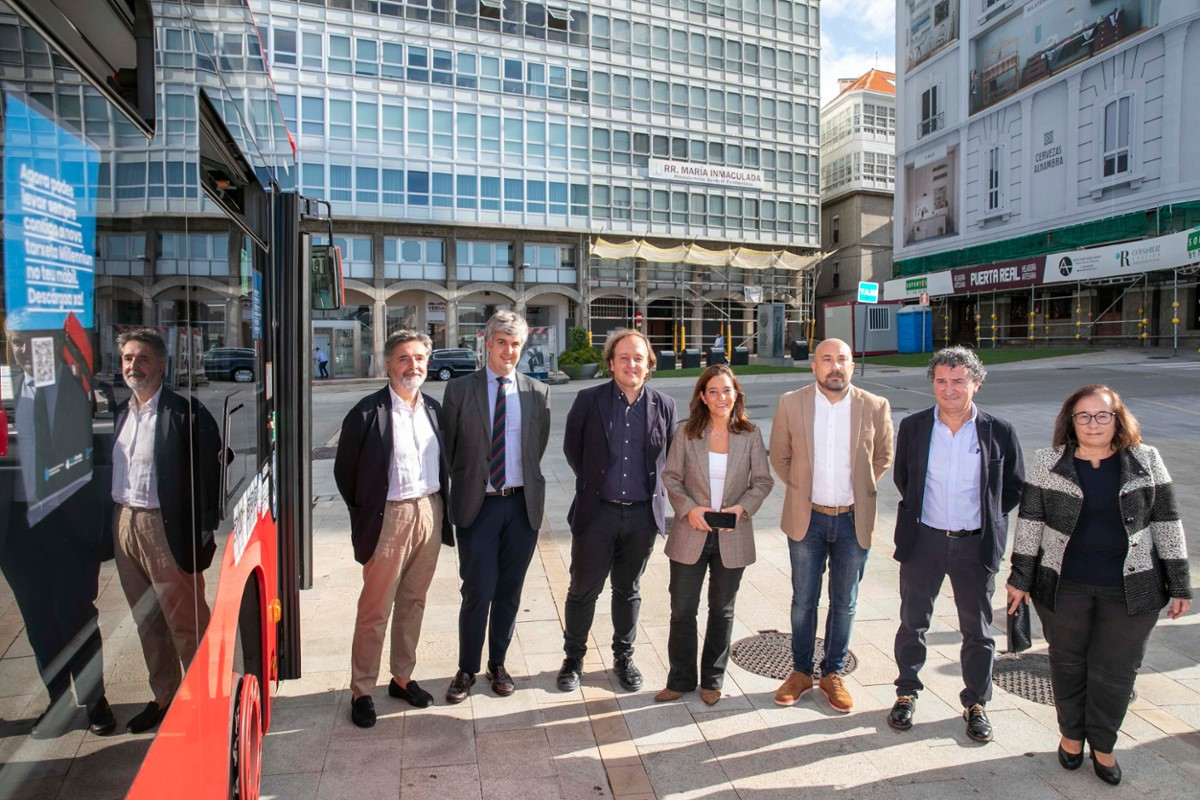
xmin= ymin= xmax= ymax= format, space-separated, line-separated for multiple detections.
xmin=490 ymin=376 xmax=507 ymax=490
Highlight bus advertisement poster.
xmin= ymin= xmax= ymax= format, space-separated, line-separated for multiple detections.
xmin=3 ymin=91 xmax=99 ymax=330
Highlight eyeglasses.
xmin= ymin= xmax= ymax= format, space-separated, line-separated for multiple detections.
xmin=1072 ymin=411 xmax=1115 ymax=425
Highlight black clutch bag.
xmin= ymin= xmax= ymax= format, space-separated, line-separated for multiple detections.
xmin=1006 ymin=601 xmax=1032 ymax=653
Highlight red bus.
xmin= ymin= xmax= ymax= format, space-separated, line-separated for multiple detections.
xmin=0 ymin=2 xmax=341 ymax=796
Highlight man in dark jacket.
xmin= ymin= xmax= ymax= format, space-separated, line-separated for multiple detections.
xmin=887 ymin=346 xmax=1024 ymax=744
xmin=111 ymin=329 xmax=221 ymax=734
xmin=334 ymin=330 xmax=451 ymax=728
xmin=1 ymin=323 xmax=112 ymax=738
xmin=556 ymin=329 xmax=676 ymax=693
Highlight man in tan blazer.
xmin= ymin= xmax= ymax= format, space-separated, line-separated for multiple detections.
xmin=769 ymin=338 xmax=893 ymax=712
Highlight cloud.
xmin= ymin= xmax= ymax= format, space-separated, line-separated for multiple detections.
xmin=820 ymin=34 xmax=897 ymax=106
xmin=821 ymin=0 xmax=897 ymax=40
xmin=818 ymin=2 xmax=898 ymax=105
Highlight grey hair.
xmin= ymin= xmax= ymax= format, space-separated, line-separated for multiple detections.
xmin=384 ymin=329 xmax=433 ymax=358
xmin=483 ymin=310 xmax=528 ymax=344
xmin=926 ymin=345 xmax=987 ymax=384
xmin=117 ymin=328 xmax=168 ymax=361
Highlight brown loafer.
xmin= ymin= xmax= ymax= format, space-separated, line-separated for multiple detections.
xmin=654 ymin=688 xmax=683 ymax=702
xmin=486 ymin=663 xmax=515 ymax=697
xmin=445 ymin=670 xmax=475 ymax=704
xmin=699 ymin=688 xmax=721 ymax=706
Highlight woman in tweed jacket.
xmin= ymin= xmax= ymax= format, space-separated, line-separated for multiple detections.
xmin=656 ymin=365 xmax=774 ymax=706
xmin=1005 ymin=385 xmax=1191 ymax=786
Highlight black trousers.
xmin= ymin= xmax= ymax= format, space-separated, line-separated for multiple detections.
xmin=1035 ymin=580 xmax=1159 ymax=754
xmin=562 ymin=501 xmax=656 ymax=660
xmin=894 ymin=524 xmax=996 ymax=708
xmin=455 ymin=491 xmax=539 ymax=674
xmin=666 ymin=532 xmax=745 ymax=692
xmin=0 ymin=500 xmax=105 ymax=709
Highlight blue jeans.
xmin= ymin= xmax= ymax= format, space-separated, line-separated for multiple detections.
xmin=789 ymin=510 xmax=868 ymax=676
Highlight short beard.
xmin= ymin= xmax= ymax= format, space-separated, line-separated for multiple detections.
xmin=818 ymin=373 xmax=847 ymax=393
xmin=399 ymin=373 xmax=424 ymax=392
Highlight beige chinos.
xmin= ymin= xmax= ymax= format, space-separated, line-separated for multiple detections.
xmin=350 ymin=494 xmax=442 ymax=698
xmin=114 ymin=506 xmax=211 ymax=705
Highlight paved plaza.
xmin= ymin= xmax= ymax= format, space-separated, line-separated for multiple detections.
xmin=265 ymin=350 xmax=1200 ymax=800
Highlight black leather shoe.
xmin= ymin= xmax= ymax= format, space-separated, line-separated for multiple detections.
xmin=350 ymin=695 xmax=376 ymax=728
xmin=963 ymin=704 xmax=993 ymax=743
xmin=1091 ymin=751 xmax=1122 ymax=786
xmin=612 ymin=654 xmax=643 ymax=692
xmin=1057 ymin=743 xmax=1084 ymax=770
xmin=557 ymin=657 xmax=583 ymax=692
xmin=887 ymin=696 xmax=916 ymax=731
xmin=389 ymin=679 xmax=433 ymax=708
xmin=446 ymin=670 xmax=476 ymax=704
xmin=126 ymin=701 xmax=168 ymax=734
xmin=486 ymin=663 xmax=515 ymax=697
xmin=87 ymin=697 xmax=116 ymax=736
xmin=30 ymin=702 xmax=73 ymax=740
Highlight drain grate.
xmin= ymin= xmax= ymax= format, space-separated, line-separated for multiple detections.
xmin=992 ymin=653 xmax=1054 ymax=705
xmin=730 ymin=631 xmax=857 ymax=680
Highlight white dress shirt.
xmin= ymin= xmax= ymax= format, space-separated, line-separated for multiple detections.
xmin=112 ymin=385 xmax=162 ymax=508
xmin=812 ymin=389 xmax=854 ymax=506
xmin=921 ymin=404 xmax=983 ymax=530
xmin=708 ymin=451 xmax=728 ymax=510
xmin=485 ymin=366 xmax=523 ymax=490
xmin=387 ymin=385 xmax=441 ymax=501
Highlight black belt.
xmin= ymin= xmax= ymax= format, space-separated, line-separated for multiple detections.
xmin=921 ymin=522 xmax=982 ymax=539
xmin=603 ymin=498 xmax=650 ymax=507
xmin=486 ymin=486 xmax=523 ymax=497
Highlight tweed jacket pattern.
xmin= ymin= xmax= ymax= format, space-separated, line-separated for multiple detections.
xmin=1007 ymin=444 xmax=1191 ymax=615
xmin=662 ymin=423 xmax=774 ymax=569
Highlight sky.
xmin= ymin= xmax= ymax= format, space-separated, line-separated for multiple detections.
xmin=818 ymin=0 xmax=897 ymax=106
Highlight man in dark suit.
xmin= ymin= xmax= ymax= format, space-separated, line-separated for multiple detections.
xmin=1 ymin=324 xmax=113 ymax=738
xmin=441 ymin=311 xmax=550 ymax=703
xmin=556 ymin=329 xmax=675 ymax=693
xmin=887 ymin=346 xmax=1024 ymax=743
xmin=334 ymin=330 xmax=452 ymax=728
xmin=111 ymin=329 xmax=221 ymax=734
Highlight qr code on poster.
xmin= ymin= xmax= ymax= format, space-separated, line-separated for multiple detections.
xmin=31 ymin=336 xmax=56 ymax=388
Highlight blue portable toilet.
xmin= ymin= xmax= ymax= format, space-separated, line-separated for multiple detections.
xmin=897 ymin=305 xmax=933 ymax=353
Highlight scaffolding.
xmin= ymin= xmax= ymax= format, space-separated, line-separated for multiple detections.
xmin=585 ymin=236 xmax=821 ymax=356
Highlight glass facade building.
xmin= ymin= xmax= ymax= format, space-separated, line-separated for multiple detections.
xmin=252 ymin=0 xmax=823 ymax=370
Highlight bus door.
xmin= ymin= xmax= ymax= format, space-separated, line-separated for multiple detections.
xmin=0 ymin=2 xmax=288 ymax=798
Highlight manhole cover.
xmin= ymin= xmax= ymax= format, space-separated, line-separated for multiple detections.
xmin=992 ymin=653 xmax=1054 ymax=705
xmin=730 ymin=631 xmax=856 ymax=680
xmin=311 ymin=446 xmax=338 ymax=460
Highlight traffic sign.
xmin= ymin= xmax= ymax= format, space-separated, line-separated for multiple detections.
xmin=857 ymin=281 xmax=879 ymax=304
xmin=919 ymin=291 xmax=930 ymax=306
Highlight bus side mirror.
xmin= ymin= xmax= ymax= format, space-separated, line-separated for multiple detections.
xmin=310 ymin=243 xmax=344 ymax=311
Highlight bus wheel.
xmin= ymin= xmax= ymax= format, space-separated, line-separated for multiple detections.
xmin=230 ymin=673 xmax=263 ymax=800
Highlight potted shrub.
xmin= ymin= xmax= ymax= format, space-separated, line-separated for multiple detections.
xmin=558 ymin=325 xmax=603 ymax=379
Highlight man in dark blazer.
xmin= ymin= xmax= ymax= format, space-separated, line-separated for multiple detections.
xmin=334 ymin=330 xmax=452 ymax=727
xmin=441 ymin=311 xmax=550 ymax=703
xmin=1 ymin=324 xmax=112 ymax=738
xmin=111 ymin=329 xmax=221 ymax=734
xmin=887 ymin=346 xmax=1024 ymax=744
xmin=557 ymin=329 xmax=676 ymax=693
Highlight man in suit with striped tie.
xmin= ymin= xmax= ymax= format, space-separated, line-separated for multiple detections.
xmin=441 ymin=311 xmax=551 ymax=703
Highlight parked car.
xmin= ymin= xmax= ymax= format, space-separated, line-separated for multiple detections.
xmin=202 ymin=347 xmax=256 ymax=382
xmin=428 ymin=348 xmax=478 ymax=381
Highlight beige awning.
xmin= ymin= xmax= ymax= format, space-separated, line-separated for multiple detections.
xmin=591 ymin=236 xmax=821 ymax=271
